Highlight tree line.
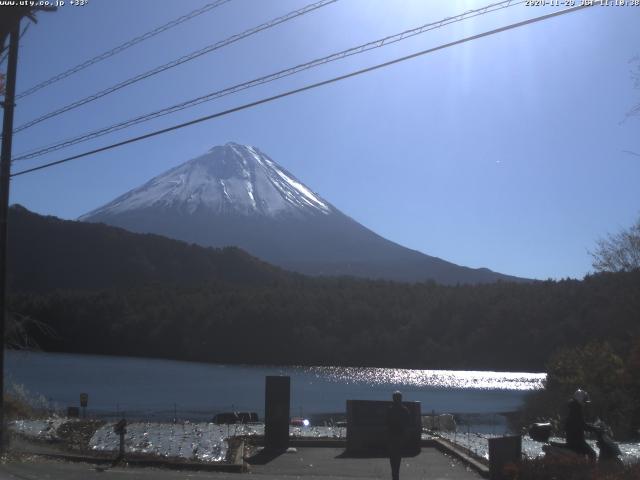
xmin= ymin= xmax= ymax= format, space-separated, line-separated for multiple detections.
xmin=9 ymin=270 xmax=640 ymax=373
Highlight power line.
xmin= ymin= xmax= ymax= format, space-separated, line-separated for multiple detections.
xmin=13 ymin=0 xmax=524 ymax=162
xmin=12 ymin=0 xmax=339 ymax=133
xmin=0 ymin=23 xmax=29 ymax=67
xmin=15 ymin=0 xmax=231 ymax=100
xmin=10 ymin=2 xmax=595 ymax=179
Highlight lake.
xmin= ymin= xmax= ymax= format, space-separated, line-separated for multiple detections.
xmin=5 ymin=350 xmax=545 ymax=428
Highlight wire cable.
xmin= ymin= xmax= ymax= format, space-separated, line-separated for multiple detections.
xmin=0 ymin=23 xmax=30 ymax=67
xmin=10 ymin=2 xmax=595 ymax=178
xmin=15 ymin=0 xmax=231 ymax=100
xmin=12 ymin=0 xmax=339 ymax=133
xmin=13 ymin=0 xmax=524 ymax=162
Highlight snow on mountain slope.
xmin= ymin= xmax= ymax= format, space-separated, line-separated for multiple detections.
xmin=80 ymin=143 xmax=331 ymax=220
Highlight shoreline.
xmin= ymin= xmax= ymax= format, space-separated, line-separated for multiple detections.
xmin=6 ymin=349 xmax=547 ymax=379
xmin=9 ymin=416 xmax=640 ymax=472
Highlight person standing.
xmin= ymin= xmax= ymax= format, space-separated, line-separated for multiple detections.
xmin=565 ymin=389 xmax=597 ymax=461
xmin=387 ymin=391 xmax=410 ymax=480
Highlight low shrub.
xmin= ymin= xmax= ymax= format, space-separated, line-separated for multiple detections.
xmin=4 ymin=383 xmax=49 ymax=420
xmin=503 ymin=457 xmax=640 ymax=480
xmin=4 ymin=394 xmax=38 ymax=420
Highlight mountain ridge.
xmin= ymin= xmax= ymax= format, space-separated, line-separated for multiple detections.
xmin=80 ymin=143 xmax=526 ymax=285
xmin=7 ymin=204 xmax=290 ymax=293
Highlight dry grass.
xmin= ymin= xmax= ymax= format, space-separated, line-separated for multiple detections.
xmin=56 ymin=420 xmax=106 ymax=452
xmin=4 ymin=394 xmax=41 ymax=420
xmin=503 ymin=457 xmax=640 ymax=480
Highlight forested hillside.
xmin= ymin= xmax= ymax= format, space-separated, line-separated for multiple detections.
xmin=8 ymin=205 xmax=290 ymax=292
xmin=8 ymin=205 xmax=640 ymax=371
xmin=10 ymin=271 xmax=640 ymax=371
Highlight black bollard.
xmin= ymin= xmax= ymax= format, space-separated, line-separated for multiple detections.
xmin=264 ymin=376 xmax=290 ymax=451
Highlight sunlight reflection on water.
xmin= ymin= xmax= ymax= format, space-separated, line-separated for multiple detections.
xmin=6 ymin=351 xmax=546 ymax=417
xmin=304 ymin=366 xmax=545 ymax=390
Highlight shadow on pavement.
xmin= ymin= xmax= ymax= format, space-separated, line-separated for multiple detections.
xmin=335 ymin=449 xmax=420 ymax=459
xmin=246 ymin=448 xmax=286 ymax=465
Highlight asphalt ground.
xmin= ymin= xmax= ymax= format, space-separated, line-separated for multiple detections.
xmin=0 ymin=447 xmax=482 ymax=479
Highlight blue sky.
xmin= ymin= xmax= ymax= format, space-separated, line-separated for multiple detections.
xmin=4 ymin=0 xmax=640 ymax=280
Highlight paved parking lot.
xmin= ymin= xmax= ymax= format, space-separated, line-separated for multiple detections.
xmin=0 ymin=447 xmax=482 ymax=479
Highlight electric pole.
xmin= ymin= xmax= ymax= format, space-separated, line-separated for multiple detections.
xmin=0 ymin=16 xmax=21 ymax=454
xmin=0 ymin=5 xmax=55 ymax=452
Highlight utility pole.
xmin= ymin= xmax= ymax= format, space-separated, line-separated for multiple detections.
xmin=0 ymin=5 xmax=55 ymax=452
xmin=0 ymin=17 xmax=21 ymax=453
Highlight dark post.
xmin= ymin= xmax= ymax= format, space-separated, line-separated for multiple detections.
xmin=488 ymin=435 xmax=522 ymax=480
xmin=119 ymin=432 xmax=125 ymax=458
xmin=114 ymin=419 xmax=127 ymax=461
xmin=264 ymin=376 xmax=290 ymax=451
xmin=0 ymin=20 xmax=21 ymax=453
xmin=80 ymin=392 xmax=88 ymax=418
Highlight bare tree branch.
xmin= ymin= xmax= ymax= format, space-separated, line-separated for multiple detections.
xmin=625 ymin=56 xmax=640 ymax=120
xmin=590 ymin=217 xmax=640 ymax=273
xmin=622 ymin=150 xmax=640 ymax=158
xmin=5 ymin=311 xmax=57 ymax=350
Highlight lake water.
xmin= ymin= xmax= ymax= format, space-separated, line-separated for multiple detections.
xmin=5 ymin=351 xmax=544 ymax=426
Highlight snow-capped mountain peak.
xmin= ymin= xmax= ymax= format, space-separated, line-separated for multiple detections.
xmin=80 ymin=143 xmax=332 ymax=219
xmin=80 ymin=142 xmax=524 ymax=284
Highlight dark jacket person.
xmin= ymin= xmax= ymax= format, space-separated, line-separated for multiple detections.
xmin=387 ymin=391 xmax=410 ymax=480
xmin=565 ymin=389 xmax=596 ymax=461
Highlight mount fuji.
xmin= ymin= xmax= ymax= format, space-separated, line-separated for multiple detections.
xmin=80 ymin=143 xmax=522 ymax=284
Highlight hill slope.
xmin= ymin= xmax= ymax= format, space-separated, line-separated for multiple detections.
xmin=8 ymin=205 xmax=289 ymax=293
